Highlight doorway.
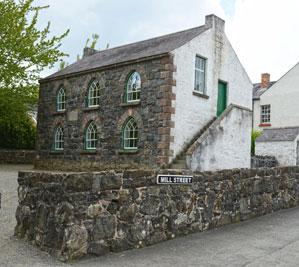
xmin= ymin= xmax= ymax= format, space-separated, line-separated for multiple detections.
xmin=217 ymin=81 xmax=227 ymax=117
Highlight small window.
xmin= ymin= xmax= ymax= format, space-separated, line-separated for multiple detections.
xmin=261 ymin=105 xmax=271 ymax=123
xmin=85 ymin=122 xmax=97 ymax=150
xmin=57 ymin=86 xmax=66 ymax=111
xmin=125 ymin=72 xmax=141 ymax=102
xmin=194 ymin=56 xmax=206 ymax=94
xmin=54 ymin=126 xmax=64 ymax=150
xmin=87 ymin=80 xmax=101 ymax=107
xmin=122 ymin=118 xmax=138 ymax=149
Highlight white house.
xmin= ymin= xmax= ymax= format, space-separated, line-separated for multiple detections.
xmin=254 ymin=62 xmax=299 ymax=166
xmin=169 ymin=14 xmax=253 ymax=171
xmin=252 ymin=73 xmax=276 ymax=130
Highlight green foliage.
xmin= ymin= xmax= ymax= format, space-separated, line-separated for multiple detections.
xmin=89 ymin=33 xmax=99 ymax=49
xmin=61 ymin=33 xmax=108 ymax=67
xmin=0 ymin=0 xmax=69 ymax=88
xmin=0 ymin=89 xmax=36 ymax=149
xmin=0 ymin=0 xmax=68 ymax=148
xmin=0 ymin=115 xmax=36 ymax=149
xmin=59 ymin=60 xmax=69 ymax=70
xmin=84 ymin=33 xmax=100 ymax=50
xmin=251 ymin=130 xmax=262 ymax=155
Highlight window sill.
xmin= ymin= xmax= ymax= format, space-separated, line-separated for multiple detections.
xmin=120 ymin=101 xmax=141 ymax=107
xmin=259 ymin=123 xmax=271 ymax=127
xmin=53 ymin=111 xmax=66 ymax=115
xmin=80 ymin=150 xmax=97 ymax=155
xmin=118 ymin=149 xmax=139 ymax=154
xmin=82 ymin=106 xmax=99 ymax=112
xmin=192 ymin=91 xmax=209 ymax=99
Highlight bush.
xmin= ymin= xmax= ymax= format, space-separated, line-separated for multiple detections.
xmin=251 ymin=130 xmax=262 ymax=155
xmin=0 ymin=89 xmax=36 ymax=150
xmin=0 ymin=114 xmax=36 ymax=149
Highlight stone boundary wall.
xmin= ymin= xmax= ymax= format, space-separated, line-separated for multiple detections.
xmin=251 ymin=155 xmax=278 ymax=168
xmin=0 ymin=150 xmax=35 ymax=164
xmin=15 ymin=166 xmax=299 ymax=261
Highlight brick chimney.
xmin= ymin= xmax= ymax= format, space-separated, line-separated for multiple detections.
xmin=261 ymin=73 xmax=270 ymax=88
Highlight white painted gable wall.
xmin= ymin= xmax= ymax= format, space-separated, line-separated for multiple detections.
xmin=259 ymin=63 xmax=299 ymax=128
xmin=169 ymin=16 xmax=252 ymax=161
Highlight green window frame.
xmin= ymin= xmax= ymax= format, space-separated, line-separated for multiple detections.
xmin=124 ymin=71 xmax=141 ymax=103
xmin=57 ymin=86 xmax=66 ymax=111
xmin=54 ymin=126 xmax=64 ymax=150
xmin=194 ymin=56 xmax=206 ymax=94
xmin=87 ymin=79 xmax=101 ymax=107
xmin=122 ymin=117 xmax=138 ymax=149
xmin=84 ymin=121 xmax=97 ymax=150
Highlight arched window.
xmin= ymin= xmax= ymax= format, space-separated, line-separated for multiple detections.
xmin=57 ymin=86 xmax=66 ymax=111
xmin=122 ymin=118 xmax=138 ymax=149
xmin=87 ymin=79 xmax=101 ymax=107
xmin=85 ymin=121 xmax=97 ymax=150
xmin=125 ymin=72 xmax=141 ymax=102
xmin=54 ymin=126 xmax=64 ymax=150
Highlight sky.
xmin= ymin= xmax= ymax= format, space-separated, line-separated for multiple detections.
xmin=35 ymin=0 xmax=299 ymax=83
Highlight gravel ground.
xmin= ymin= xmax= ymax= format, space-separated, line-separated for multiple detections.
xmin=0 ymin=165 xmax=62 ymax=267
xmin=2 ymin=164 xmax=299 ymax=267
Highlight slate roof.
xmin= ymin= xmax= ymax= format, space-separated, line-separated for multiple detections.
xmin=252 ymin=81 xmax=276 ymax=100
xmin=256 ymin=127 xmax=299 ymax=142
xmin=43 ymin=25 xmax=209 ymax=81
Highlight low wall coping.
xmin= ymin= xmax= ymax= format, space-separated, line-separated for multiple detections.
xmin=18 ymin=166 xmax=299 ymax=192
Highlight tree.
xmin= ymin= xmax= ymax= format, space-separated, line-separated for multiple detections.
xmin=0 ymin=0 xmax=69 ymax=149
xmin=0 ymin=0 xmax=69 ymax=89
xmin=0 ymin=89 xmax=36 ymax=149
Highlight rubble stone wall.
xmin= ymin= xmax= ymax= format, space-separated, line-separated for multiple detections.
xmin=15 ymin=166 xmax=299 ymax=261
xmin=251 ymin=155 xmax=278 ymax=168
xmin=0 ymin=150 xmax=35 ymax=164
xmin=36 ymin=55 xmax=175 ymax=171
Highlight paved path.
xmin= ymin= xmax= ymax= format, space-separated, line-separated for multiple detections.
xmin=1 ymin=164 xmax=299 ymax=267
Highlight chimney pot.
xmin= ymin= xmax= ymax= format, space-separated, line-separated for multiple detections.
xmin=261 ymin=73 xmax=270 ymax=88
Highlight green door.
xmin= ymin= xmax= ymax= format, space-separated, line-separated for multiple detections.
xmin=217 ymin=81 xmax=227 ymax=117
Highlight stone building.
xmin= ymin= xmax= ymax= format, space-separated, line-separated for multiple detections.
xmin=36 ymin=14 xmax=252 ymax=172
xmin=253 ymin=62 xmax=299 ymax=165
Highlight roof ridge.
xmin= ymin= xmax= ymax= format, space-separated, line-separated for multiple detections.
xmin=41 ymin=23 xmax=209 ymax=82
xmin=253 ymin=81 xmax=276 ymax=86
xmin=88 ymin=25 xmax=206 ymax=57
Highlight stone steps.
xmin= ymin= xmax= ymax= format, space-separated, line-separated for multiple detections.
xmin=169 ymin=117 xmax=217 ymax=169
xmin=171 ymin=158 xmax=187 ymax=169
